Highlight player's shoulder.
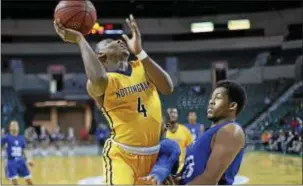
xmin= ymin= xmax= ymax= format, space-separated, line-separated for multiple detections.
xmin=17 ymin=135 xmax=26 ymax=140
xmin=2 ymin=134 xmax=9 ymax=139
xmin=179 ymin=124 xmax=190 ymax=132
xmin=219 ymin=122 xmax=245 ymax=138
xmin=130 ymin=59 xmax=143 ymax=68
xmin=106 ymin=62 xmax=134 ymax=79
xmin=106 ymin=71 xmax=120 ymax=79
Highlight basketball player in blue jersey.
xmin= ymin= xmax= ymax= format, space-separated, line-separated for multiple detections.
xmin=1 ymin=120 xmax=34 ymax=185
xmin=140 ymin=80 xmax=247 ymax=185
xmin=184 ymin=111 xmax=204 ymax=142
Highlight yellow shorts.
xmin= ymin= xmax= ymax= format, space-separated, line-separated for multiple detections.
xmin=102 ymin=139 xmax=159 ymax=185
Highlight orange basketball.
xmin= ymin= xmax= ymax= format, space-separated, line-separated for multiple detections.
xmin=54 ymin=0 xmax=97 ymax=35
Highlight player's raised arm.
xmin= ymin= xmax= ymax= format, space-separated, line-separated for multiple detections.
xmin=53 ymin=20 xmax=108 ymax=96
xmin=122 ymin=15 xmax=174 ymax=95
xmin=187 ymin=124 xmax=245 ymax=185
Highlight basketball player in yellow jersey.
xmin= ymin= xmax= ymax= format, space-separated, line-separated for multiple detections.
xmin=53 ymin=15 xmax=173 ymax=185
xmin=166 ymin=108 xmax=193 ymax=173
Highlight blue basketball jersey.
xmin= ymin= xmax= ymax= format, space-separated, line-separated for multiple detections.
xmin=1 ymin=134 xmax=31 ymax=180
xmin=180 ymin=121 xmax=245 ymax=185
xmin=1 ymin=134 xmax=26 ymax=160
xmin=184 ymin=124 xmax=201 ymax=141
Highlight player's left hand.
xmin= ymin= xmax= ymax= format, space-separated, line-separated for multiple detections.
xmin=122 ymin=14 xmax=143 ymax=55
xmin=138 ymin=175 xmax=160 ymax=185
xmin=163 ymin=175 xmax=181 ymax=185
xmin=53 ymin=19 xmax=83 ymax=44
xmin=27 ymin=160 xmax=34 ymax=167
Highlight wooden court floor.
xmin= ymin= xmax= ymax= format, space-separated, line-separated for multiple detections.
xmin=1 ymin=151 xmax=302 ymax=185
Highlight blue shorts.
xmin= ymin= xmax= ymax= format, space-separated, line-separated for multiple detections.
xmin=5 ymin=159 xmax=31 ymax=180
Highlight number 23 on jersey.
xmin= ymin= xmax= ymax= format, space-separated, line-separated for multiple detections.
xmin=182 ymin=155 xmax=195 ymax=179
xmin=137 ymin=97 xmax=147 ymax=117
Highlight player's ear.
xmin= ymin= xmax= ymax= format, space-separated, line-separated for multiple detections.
xmin=229 ymin=102 xmax=237 ymax=112
xmin=97 ymin=53 xmax=107 ymax=63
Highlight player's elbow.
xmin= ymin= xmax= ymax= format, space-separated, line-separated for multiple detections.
xmin=160 ymin=85 xmax=174 ymax=95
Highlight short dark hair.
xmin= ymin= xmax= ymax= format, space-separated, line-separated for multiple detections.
xmin=215 ymin=80 xmax=247 ymax=115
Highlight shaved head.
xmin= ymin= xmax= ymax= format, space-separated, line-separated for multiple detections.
xmin=95 ymin=39 xmax=114 ymax=54
xmin=94 ymin=39 xmax=130 ymax=72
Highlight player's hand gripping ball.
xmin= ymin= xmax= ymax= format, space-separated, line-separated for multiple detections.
xmin=54 ymin=0 xmax=97 ymax=35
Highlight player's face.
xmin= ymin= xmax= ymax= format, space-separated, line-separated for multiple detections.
xmin=169 ymin=108 xmax=178 ymax=122
xmin=207 ymin=87 xmax=231 ymax=122
xmin=9 ymin=121 xmax=19 ymax=136
xmin=96 ymin=39 xmax=129 ymax=71
xmin=188 ymin=112 xmax=197 ymax=123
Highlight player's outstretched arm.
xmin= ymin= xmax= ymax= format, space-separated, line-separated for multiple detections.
xmin=138 ymin=138 xmax=181 ymax=185
xmin=187 ymin=124 xmax=245 ymax=185
xmin=54 ymin=20 xmax=108 ymax=96
xmin=122 ymin=15 xmax=174 ymax=95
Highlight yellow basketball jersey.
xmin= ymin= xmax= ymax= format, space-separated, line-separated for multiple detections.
xmin=102 ymin=60 xmax=162 ymax=147
xmin=166 ymin=124 xmax=193 ymax=172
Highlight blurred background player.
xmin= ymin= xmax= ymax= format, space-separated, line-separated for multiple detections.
xmin=1 ymin=120 xmax=34 ymax=185
xmin=54 ymin=14 xmax=173 ymax=185
xmin=50 ymin=127 xmax=64 ymax=156
xmin=184 ymin=111 xmax=204 ymax=142
xmin=38 ymin=126 xmax=50 ymax=157
xmin=66 ymin=127 xmax=76 ymax=156
xmin=95 ymin=123 xmax=110 ymax=155
xmin=24 ymin=126 xmax=38 ymax=156
xmin=166 ymin=107 xmax=193 ymax=173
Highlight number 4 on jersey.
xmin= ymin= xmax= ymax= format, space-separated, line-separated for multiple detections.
xmin=137 ymin=97 xmax=147 ymax=117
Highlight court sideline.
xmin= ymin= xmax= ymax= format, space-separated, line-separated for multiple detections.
xmin=1 ymin=151 xmax=302 ymax=184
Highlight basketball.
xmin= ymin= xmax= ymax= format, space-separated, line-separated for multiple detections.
xmin=54 ymin=0 xmax=97 ymax=35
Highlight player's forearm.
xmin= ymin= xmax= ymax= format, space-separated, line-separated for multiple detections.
xmin=149 ymin=139 xmax=180 ymax=183
xmin=141 ymin=56 xmax=174 ymax=95
xmin=77 ymin=36 xmax=108 ymax=83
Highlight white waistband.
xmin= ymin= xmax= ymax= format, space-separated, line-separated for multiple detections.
xmin=110 ymin=139 xmax=160 ymax=155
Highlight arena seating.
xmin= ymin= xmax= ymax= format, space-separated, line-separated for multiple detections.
xmin=238 ymin=79 xmax=294 ymax=126
xmin=254 ymin=98 xmax=302 ymax=155
xmin=160 ymin=79 xmax=294 ymax=127
xmin=1 ymin=86 xmax=26 ymax=133
xmin=267 ymin=49 xmax=301 ymax=66
xmin=15 ymin=49 xmax=275 ymax=73
xmin=63 ymin=74 xmax=87 ymax=94
xmin=256 ymin=83 xmax=303 ymax=132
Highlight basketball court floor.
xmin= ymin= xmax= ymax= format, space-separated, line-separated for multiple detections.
xmin=1 ymin=151 xmax=302 ymax=185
